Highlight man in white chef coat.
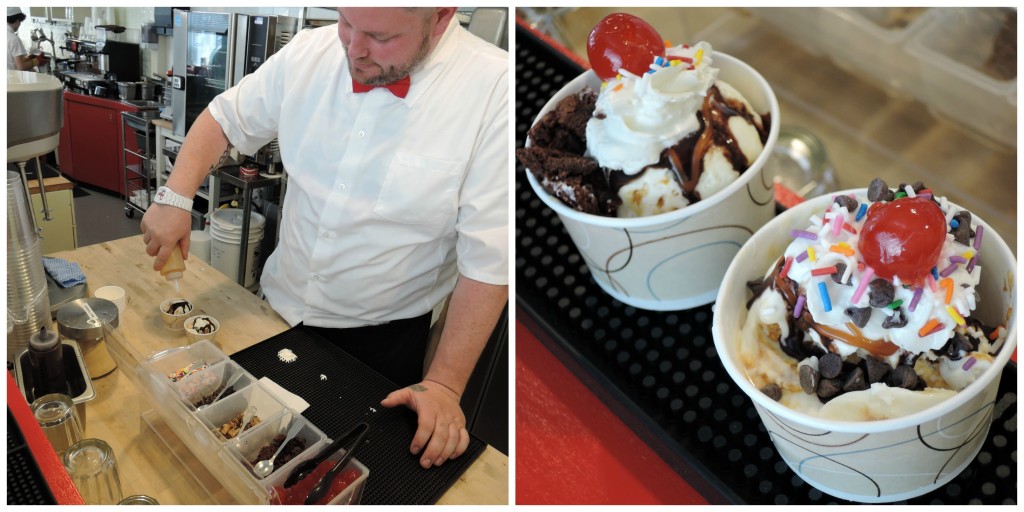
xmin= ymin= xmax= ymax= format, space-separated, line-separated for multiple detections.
xmin=7 ymin=8 xmax=48 ymax=71
xmin=141 ymin=8 xmax=507 ymax=470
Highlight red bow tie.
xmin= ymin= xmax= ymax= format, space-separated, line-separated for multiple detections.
xmin=352 ymin=76 xmax=410 ymax=98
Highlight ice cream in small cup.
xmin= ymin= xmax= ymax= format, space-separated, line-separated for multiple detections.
xmin=712 ymin=183 xmax=1016 ymax=502
xmin=160 ymin=298 xmax=194 ymax=331
xmin=184 ymin=315 xmax=219 ymax=344
xmin=518 ymin=14 xmax=780 ymax=310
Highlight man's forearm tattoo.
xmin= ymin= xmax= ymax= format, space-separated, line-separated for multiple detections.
xmin=410 ymin=384 xmax=428 ymax=392
xmin=209 ymin=143 xmax=234 ymax=174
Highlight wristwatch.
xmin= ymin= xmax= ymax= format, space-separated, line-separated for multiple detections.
xmin=153 ymin=186 xmax=194 ymax=212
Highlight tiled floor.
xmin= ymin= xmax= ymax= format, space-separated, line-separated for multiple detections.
xmin=74 ymin=184 xmax=144 ymax=247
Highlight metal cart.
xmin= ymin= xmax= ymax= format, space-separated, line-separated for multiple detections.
xmin=121 ymin=110 xmax=160 ymax=218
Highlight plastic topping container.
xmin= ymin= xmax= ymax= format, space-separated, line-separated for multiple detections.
xmin=135 ymin=340 xmax=368 ymax=504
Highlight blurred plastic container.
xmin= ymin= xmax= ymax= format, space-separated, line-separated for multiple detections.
xmin=223 ymin=411 xmax=327 ymax=480
xmin=136 ymin=341 xmax=364 ymax=504
xmin=200 ymin=380 xmax=288 ymax=442
xmin=816 ymin=7 xmax=931 ymax=98
xmin=906 ymin=7 xmax=1017 ymax=148
xmin=747 ymin=8 xmax=827 ymax=56
xmin=171 ymin=359 xmax=255 ymax=411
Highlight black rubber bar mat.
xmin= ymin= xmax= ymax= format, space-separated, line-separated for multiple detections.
xmin=515 ymin=23 xmax=1018 ymax=505
xmin=229 ymin=325 xmax=485 ymax=505
xmin=7 ymin=409 xmax=58 ymax=505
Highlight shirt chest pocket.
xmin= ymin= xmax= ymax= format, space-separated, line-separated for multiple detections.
xmin=374 ymin=152 xmax=464 ymax=228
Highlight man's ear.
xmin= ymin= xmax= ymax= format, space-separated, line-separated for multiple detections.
xmin=431 ymin=8 xmax=458 ymax=38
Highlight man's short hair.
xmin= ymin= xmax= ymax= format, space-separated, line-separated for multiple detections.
xmin=8 ymin=13 xmax=27 ymax=24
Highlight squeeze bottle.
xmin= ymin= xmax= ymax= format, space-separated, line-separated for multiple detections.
xmin=161 ymin=246 xmax=186 ymax=292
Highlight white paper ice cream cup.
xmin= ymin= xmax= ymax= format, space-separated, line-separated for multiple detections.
xmin=712 ymin=190 xmax=1017 ymax=502
xmin=524 ymin=52 xmax=780 ymax=311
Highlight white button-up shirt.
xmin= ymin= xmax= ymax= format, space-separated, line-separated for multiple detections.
xmin=8 ymin=25 xmax=27 ymax=70
xmin=209 ymin=18 xmax=508 ymax=328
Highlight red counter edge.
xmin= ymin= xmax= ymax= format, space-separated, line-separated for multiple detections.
xmin=7 ymin=371 xmax=85 ymax=504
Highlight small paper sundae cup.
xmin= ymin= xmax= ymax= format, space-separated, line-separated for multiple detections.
xmin=160 ymin=298 xmax=194 ymax=331
xmin=712 ymin=189 xmax=1017 ymax=502
xmin=523 ymin=52 xmax=780 ymax=310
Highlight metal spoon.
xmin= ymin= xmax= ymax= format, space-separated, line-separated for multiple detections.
xmin=198 ymin=372 xmax=244 ymax=411
xmin=253 ymin=418 xmax=305 ymax=478
xmin=305 ymin=422 xmax=370 ymax=505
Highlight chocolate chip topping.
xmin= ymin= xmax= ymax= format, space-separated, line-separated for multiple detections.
xmin=942 ymin=332 xmax=976 ymax=360
xmin=832 ymin=263 xmax=850 ymax=285
xmin=863 ymin=356 xmax=891 ymax=384
xmin=799 ymin=364 xmax=819 ymax=395
xmin=816 ymin=378 xmax=843 ymax=399
xmin=867 ymin=178 xmax=895 ymax=202
xmin=888 ymin=365 xmax=919 ymax=390
xmin=818 ymin=353 xmax=843 ymax=379
xmin=881 ymin=307 xmax=909 ymax=329
xmin=868 ymin=279 xmax=895 ymax=308
xmin=760 ymin=383 xmax=782 ymax=402
xmin=952 ymin=210 xmax=974 ymax=245
xmin=833 ymin=195 xmax=858 ymax=213
xmin=841 ymin=367 xmax=869 ymax=393
xmin=844 ymin=306 xmax=872 ymax=328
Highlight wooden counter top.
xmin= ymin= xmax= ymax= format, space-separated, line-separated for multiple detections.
xmin=27 ymin=174 xmax=73 ymax=194
xmin=41 ymin=235 xmax=508 ymax=505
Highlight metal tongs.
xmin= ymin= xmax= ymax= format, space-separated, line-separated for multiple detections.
xmin=282 ymin=422 xmax=370 ymax=503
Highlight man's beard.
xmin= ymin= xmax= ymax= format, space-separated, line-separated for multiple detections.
xmin=349 ymin=23 xmax=432 ymax=86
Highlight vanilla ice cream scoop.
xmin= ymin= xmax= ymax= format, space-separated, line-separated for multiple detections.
xmin=585 ymin=42 xmax=769 ymax=218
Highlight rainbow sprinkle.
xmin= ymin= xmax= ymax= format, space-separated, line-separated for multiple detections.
xmin=908 ymin=287 xmax=924 ymax=312
xmin=855 ymin=203 xmax=868 ymax=222
xmin=831 ymin=215 xmax=843 ymax=237
xmin=949 ymin=255 xmax=968 ymax=264
xmin=842 ymin=223 xmax=857 ymax=234
xmin=904 ymin=185 xmax=916 ymax=198
xmin=966 ymin=255 xmax=977 ymax=274
xmin=926 ymin=273 xmax=938 ymax=292
xmin=794 ymin=295 xmax=806 ymax=318
xmin=795 ymin=250 xmax=809 ymax=263
xmin=931 ymin=267 xmax=940 ymax=280
xmin=807 ymin=247 xmax=817 ymax=262
xmin=939 ymin=263 xmax=959 ymax=278
xmin=791 ymin=229 xmax=818 ymax=241
xmin=950 ymin=219 xmax=960 ymax=229
xmin=962 ymin=357 xmax=976 ymax=371
xmin=780 ymin=256 xmax=794 ymax=280
xmin=818 ymin=282 xmax=832 ymax=312
xmin=962 ymin=250 xmax=974 ymax=260
xmin=918 ymin=319 xmax=940 ymax=337
xmin=940 ymin=277 xmax=954 ymax=304
xmin=887 ymin=299 xmax=903 ymax=310
xmin=694 ymin=48 xmax=704 ymax=66
xmin=829 ymin=244 xmax=855 ymax=257
xmin=925 ymin=322 xmax=946 ymax=336
xmin=851 ymin=267 xmax=875 ymax=305
xmin=664 ymin=40 xmax=672 ymax=48
xmin=974 ymin=225 xmax=984 ymax=250
xmin=811 ymin=265 xmax=838 ymax=277
xmin=612 ymin=84 xmax=624 ymax=92
xmin=894 ymin=191 xmax=907 ymax=199
xmin=947 ymin=305 xmax=965 ymax=326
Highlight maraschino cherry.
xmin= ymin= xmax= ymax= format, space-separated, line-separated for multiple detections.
xmin=858 ymin=197 xmax=947 ymax=284
xmin=587 ymin=13 xmax=665 ymax=81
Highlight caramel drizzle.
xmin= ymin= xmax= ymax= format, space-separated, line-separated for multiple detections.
xmin=764 ymin=256 xmax=900 ymax=358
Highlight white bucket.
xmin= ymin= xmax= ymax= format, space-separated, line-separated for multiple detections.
xmin=190 ymin=229 xmax=212 ymax=263
xmin=209 ymin=209 xmax=266 ymax=288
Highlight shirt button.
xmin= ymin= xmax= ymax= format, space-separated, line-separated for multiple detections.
xmin=358 ymin=130 xmax=365 ymax=137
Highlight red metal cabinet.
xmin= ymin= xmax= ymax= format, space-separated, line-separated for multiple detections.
xmin=57 ymin=99 xmax=74 ymax=179
xmin=61 ymin=92 xmax=141 ymax=197
xmin=66 ymin=100 xmax=121 ymax=194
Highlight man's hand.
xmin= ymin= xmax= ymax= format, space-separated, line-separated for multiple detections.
xmin=380 ymin=380 xmax=470 ymax=469
xmin=140 ymin=204 xmax=193 ymax=271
